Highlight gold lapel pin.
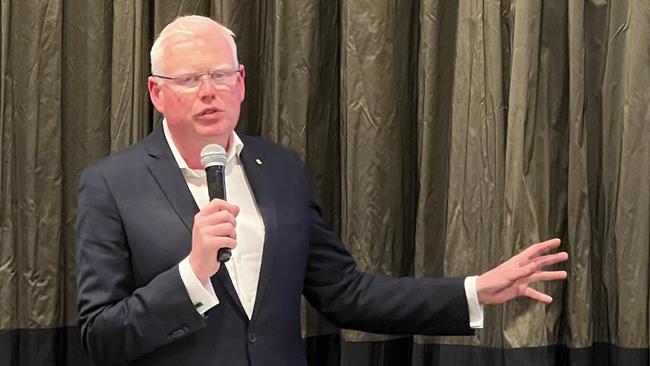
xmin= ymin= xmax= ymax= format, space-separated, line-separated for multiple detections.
xmin=255 ymin=158 xmax=263 ymax=165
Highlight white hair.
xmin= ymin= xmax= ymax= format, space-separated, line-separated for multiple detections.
xmin=150 ymin=15 xmax=239 ymax=75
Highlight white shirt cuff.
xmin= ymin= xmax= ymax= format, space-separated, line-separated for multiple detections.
xmin=179 ymin=256 xmax=219 ymax=314
xmin=464 ymin=276 xmax=484 ymax=329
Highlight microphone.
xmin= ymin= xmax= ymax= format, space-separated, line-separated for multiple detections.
xmin=200 ymin=144 xmax=231 ymax=263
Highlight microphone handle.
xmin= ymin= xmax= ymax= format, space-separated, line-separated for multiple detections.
xmin=205 ymin=165 xmax=231 ymax=263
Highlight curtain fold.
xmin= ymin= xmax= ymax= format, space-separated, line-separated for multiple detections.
xmin=340 ymin=0 xmax=419 ymax=342
xmin=1 ymin=0 xmax=649 ymax=364
xmin=597 ymin=0 xmax=650 ymax=349
xmin=1 ymin=0 xmax=64 ymax=331
xmin=565 ymin=0 xmax=593 ymax=349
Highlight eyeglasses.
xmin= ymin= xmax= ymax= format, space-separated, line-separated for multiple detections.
xmin=152 ymin=66 xmax=242 ymax=89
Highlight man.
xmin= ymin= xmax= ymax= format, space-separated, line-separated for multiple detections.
xmin=76 ymin=15 xmax=568 ymax=366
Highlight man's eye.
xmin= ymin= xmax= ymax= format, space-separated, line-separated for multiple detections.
xmin=210 ymin=72 xmax=227 ymax=80
xmin=179 ymin=75 xmax=200 ymax=85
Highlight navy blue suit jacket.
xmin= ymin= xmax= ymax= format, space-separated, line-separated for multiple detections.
xmin=76 ymin=125 xmax=473 ymax=366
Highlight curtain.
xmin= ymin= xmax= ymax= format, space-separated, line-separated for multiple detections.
xmin=1 ymin=0 xmax=649 ymax=365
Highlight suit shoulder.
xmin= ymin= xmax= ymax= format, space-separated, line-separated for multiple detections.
xmin=82 ymin=139 xmax=150 ymax=178
xmin=239 ymin=134 xmax=301 ymax=160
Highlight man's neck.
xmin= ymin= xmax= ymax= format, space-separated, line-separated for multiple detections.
xmin=170 ymin=130 xmax=230 ymax=170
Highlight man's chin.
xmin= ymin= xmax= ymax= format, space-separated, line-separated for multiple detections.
xmin=193 ymin=124 xmax=233 ymax=140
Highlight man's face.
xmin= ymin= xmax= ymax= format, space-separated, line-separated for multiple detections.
xmin=148 ymin=30 xmax=245 ymax=148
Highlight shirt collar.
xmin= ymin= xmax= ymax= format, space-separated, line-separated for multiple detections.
xmin=162 ymin=119 xmax=244 ymax=178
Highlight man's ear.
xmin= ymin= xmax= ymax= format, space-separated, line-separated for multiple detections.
xmin=148 ymin=76 xmax=164 ymax=113
xmin=238 ymin=65 xmax=246 ymax=102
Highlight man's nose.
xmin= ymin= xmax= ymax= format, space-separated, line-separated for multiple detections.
xmin=197 ymin=77 xmax=219 ymax=100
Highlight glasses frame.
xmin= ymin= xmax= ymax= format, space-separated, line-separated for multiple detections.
xmin=152 ymin=65 xmax=243 ymax=89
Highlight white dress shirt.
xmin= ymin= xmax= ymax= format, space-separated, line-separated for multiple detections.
xmin=163 ymin=120 xmax=483 ymax=327
xmin=164 ymin=120 xmax=265 ymax=319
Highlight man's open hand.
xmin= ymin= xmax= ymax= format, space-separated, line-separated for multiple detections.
xmin=476 ymin=238 xmax=568 ymax=305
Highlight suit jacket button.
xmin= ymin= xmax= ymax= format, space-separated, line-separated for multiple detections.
xmin=168 ymin=327 xmax=189 ymax=339
xmin=247 ymin=332 xmax=256 ymax=343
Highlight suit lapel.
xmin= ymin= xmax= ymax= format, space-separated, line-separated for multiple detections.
xmin=211 ymin=268 xmax=247 ymax=320
xmin=239 ymin=140 xmax=279 ymax=321
xmin=144 ymin=127 xmax=198 ymax=233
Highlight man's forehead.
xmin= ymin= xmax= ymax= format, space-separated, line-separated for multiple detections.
xmin=153 ymin=20 xmax=239 ymax=75
xmin=165 ymin=29 xmax=226 ymax=49
xmin=164 ymin=33 xmax=233 ymax=60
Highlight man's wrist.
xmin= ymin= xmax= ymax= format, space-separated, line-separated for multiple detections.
xmin=464 ymin=276 xmax=484 ymax=329
xmin=179 ymin=256 xmax=219 ymax=314
xmin=188 ymin=253 xmax=210 ymax=283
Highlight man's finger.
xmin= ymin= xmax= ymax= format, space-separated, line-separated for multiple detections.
xmin=199 ymin=210 xmax=237 ymax=227
xmin=523 ymin=238 xmax=562 ymax=260
xmin=524 ymin=288 xmax=553 ymax=303
xmin=532 ymin=251 xmax=568 ymax=268
xmin=200 ymin=199 xmax=240 ymax=216
xmin=205 ymin=223 xmax=237 ymax=239
xmin=529 ymin=270 xmax=567 ymax=282
xmin=507 ymin=262 xmax=537 ymax=282
xmin=205 ymin=237 xmax=237 ymax=250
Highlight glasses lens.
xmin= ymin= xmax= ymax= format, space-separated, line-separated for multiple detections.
xmin=176 ymin=74 xmax=202 ymax=88
xmin=209 ymin=69 xmax=238 ymax=85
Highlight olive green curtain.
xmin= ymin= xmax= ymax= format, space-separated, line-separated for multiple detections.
xmin=1 ymin=0 xmax=649 ymax=365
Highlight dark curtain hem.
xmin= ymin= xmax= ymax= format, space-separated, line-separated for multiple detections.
xmin=1 ymin=327 xmax=648 ymax=366
xmin=305 ymin=335 xmax=650 ymax=366
xmin=0 ymin=327 xmax=91 ymax=366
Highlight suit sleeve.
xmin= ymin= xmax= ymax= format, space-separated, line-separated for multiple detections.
xmin=75 ymin=165 xmax=206 ymax=365
xmin=298 ymin=155 xmax=474 ymax=336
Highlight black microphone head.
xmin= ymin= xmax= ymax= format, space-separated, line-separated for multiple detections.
xmin=200 ymin=144 xmax=227 ymax=169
